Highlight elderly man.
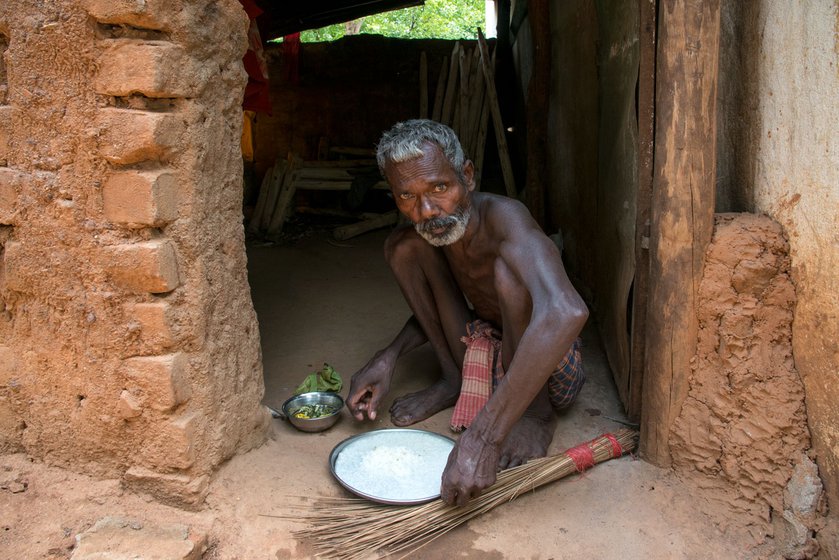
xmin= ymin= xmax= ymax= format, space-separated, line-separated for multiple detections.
xmin=347 ymin=119 xmax=588 ymax=506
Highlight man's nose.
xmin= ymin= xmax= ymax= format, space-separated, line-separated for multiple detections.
xmin=418 ymin=196 xmax=439 ymax=220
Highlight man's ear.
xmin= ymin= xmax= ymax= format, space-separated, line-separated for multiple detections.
xmin=462 ymin=159 xmax=476 ymax=192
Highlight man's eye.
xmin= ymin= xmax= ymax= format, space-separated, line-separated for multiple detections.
xmin=399 ymin=193 xmax=414 ymax=200
xmin=433 ymin=184 xmax=447 ymax=193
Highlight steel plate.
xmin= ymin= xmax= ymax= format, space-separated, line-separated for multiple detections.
xmin=329 ymin=428 xmax=455 ymax=505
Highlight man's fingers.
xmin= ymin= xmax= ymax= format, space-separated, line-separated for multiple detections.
xmin=347 ymin=388 xmax=381 ymax=421
xmin=365 ymin=390 xmax=384 ymax=421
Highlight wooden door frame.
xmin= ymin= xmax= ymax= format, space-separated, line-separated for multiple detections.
xmin=636 ymin=0 xmax=721 ymax=466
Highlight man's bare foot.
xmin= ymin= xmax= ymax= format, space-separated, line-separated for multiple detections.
xmin=389 ymin=379 xmax=460 ymax=426
xmin=497 ymin=414 xmax=556 ymax=470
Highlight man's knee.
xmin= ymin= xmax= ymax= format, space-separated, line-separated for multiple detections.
xmin=548 ymin=339 xmax=585 ymax=410
xmin=384 ymin=226 xmax=439 ymax=268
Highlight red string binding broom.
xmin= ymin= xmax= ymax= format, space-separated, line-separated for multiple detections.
xmin=280 ymin=429 xmax=638 ymax=560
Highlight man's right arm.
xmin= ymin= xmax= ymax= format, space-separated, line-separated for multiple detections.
xmin=346 ymin=316 xmax=427 ymax=420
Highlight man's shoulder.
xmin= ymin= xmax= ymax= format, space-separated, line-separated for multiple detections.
xmin=476 ymin=192 xmax=531 ymax=225
xmin=475 ymin=192 xmax=527 ymax=213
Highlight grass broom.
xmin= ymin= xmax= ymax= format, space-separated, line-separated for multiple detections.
xmin=277 ymin=428 xmax=638 ymax=560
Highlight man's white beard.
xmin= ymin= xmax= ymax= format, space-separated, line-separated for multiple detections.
xmin=414 ymin=205 xmax=471 ymax=247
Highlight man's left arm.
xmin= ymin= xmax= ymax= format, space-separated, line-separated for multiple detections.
xmin=441 ymin=207 xmax=589 ymax=504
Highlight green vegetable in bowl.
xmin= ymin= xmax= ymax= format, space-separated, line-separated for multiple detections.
xmin=292 ymin=404 xmax=337 ymax=419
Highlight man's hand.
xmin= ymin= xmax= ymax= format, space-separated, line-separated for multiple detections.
xmin=439 ymin=429 xmax=500 ymax=506
xmin=346 ymin=353 xmax=395 ymax=421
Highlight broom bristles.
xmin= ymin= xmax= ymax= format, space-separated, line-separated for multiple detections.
xmin=280 ymin=429 xmax=638 ymax=560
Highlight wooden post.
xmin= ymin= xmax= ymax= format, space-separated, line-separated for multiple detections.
xmin=640 ymin=0 xmax=721 ymax=466
xmin=523 ymin=0 xmax=550 ymax=227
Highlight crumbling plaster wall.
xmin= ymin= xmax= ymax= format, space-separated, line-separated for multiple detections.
xmin=716 ymin=0 xmax=839 ymax=514
xmin=0 ymin=0 xmax=268 ymax=507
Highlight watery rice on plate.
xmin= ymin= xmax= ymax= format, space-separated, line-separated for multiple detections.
xmin=331 ymin=429 xmax=454 ymax=504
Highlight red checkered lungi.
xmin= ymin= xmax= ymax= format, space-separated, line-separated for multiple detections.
xmin=450 ymin=319 xmax=585 ymax=432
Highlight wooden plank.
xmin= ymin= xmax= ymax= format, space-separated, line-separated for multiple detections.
xmin=473 ymin=46 xmax=494 ymax=190
xmin=640 ymin=0 xmax=721 ymax=466
xmin=296 ymin=168 xmax=365 ymax=181
xmin=477 ymin=28 xmax=517 ymax=198
xmin=247 ymin=164 xmax=275 ymax=235
xmin=458 ymin=45 xmax=471 ymax=141
xmin=301 ymin=159 xmax=377 ymax=168
xmin=266 ymin=154 xmax=302 ymax=236
xmin=333 ymin=211 xmax=398 ymax=241
xmin=329 ymin=146 xmax=376 ymax=157
xmin=465 ymin=46 xmax=486 ymax=158
xmin=256 ymin=161 xmax=286 ymax=233
xmin=524 ymin=0 xmax=550 ymax=227
xmin=591 ymin=0 xmax=640 ymax=435
xmin=316 ymin=136 xmax=329 ymax=161
xmin=297 ymin=206 xmax=358 ymax=219
xmin=431 ymin=55 xmax=448 ymax=122
xmin=291 ymin=179 xmax=354 ymax=191
xmin=440 ymin=42 xmax=461 ymax=126
xmin=627 ymin=0 xmax=658 ymax=423
xmin=419 ymin=51 xmax=428 ymax=118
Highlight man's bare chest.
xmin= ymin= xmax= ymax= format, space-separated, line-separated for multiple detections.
xmin=444 ymin=249 xmax=500 ymax=320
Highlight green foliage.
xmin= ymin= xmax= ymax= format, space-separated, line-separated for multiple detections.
xmin=299 ymin=0 xmax=485 ymax=43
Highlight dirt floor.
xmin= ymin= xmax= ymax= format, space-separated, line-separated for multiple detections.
xmin=0 ymin=226 xmax=778 ymax=559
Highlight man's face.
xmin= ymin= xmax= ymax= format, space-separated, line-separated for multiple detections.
xmin=384 ymin=143 xmax=475 ymax=247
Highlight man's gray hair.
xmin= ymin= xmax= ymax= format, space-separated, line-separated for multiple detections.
xmin=376 ymin=119 xmax=466 ymax=182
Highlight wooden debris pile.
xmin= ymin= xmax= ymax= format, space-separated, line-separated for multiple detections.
xmin=247 ymin=153 xmax=395 ymax=241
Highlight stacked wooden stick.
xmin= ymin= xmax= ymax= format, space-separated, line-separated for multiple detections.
xmin=420 ymin=29 xmax=516 ymax=197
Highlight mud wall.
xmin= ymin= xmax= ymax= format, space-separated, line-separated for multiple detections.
xmin=716 ymin=1 xmax=839 ymax=515
xmin=0 ymin=0 xmax=268 ymax=507
xmin=671 ymin=214 xmax=809 ymax=527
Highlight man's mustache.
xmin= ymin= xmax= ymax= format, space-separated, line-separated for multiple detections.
xmin=416 ymin=214 xmax=459 ymax=233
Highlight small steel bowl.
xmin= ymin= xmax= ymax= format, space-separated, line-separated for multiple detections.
xmin=281 ymin=391 xmax=344 ymax=433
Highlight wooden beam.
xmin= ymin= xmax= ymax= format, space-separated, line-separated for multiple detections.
xmin=640 ymin=0 xmax=721 ymax=466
